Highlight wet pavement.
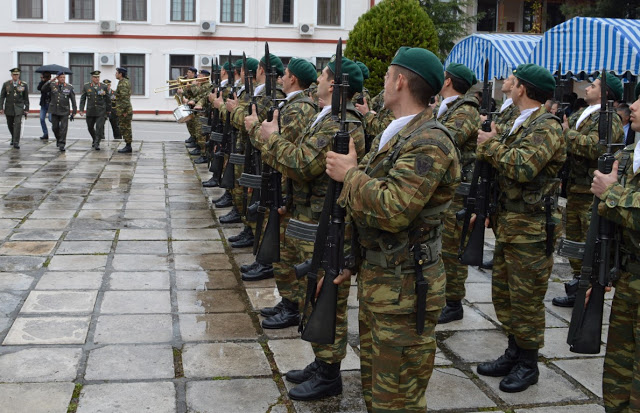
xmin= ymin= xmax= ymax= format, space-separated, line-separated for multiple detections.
xmin=0 ymin=123 xmax=609 ymax=412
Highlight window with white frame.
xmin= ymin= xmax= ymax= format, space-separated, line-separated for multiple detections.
xmin=18 ymin=52 xmax=43 ymax=92
xmin=17 ymin=0 xmax=43 ymax=19
xmin=120 ymin=54 xmax=145 ymax=95
xmin=220 ymin=0 xmax=244 ymax=23
xmin=122 ymin=0 xmax=147 ymax=21
xmin=69 ymin=0 xmax=94 ymax=20
xmin=317 ymin=0 xmax=340 ymax=26
xmin=269 ymin=0 xmax=293 ymax=24
xmin=171 ymin=0 xmax=195 ymax=22
xmin=169 ymin=55 xmax=194 ymax=96
xmin=69 ymin=53 xmax=94 ymax=91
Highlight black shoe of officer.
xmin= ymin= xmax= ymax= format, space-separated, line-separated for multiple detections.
xmin=438 ymin=299 xmax=463 ymax=324
xmin=40 ymin=135 xmax=49 ymax=140
xmin=219 ymin=207 xmax=242 ymax=224
xmin=214 ymin=192 xmax=233 ymax=208
xmin=241 ymin=263 xmax=274 ymax=281
xmin=185 ymin=141 xmax=197 ymax=148
xmin=240 ymin=260 xmax=260 ymax=274
xmin=288 ymin=360 xmax=342 ymax=401
xmin=477 ymin=335 xmax=519 ymax=377
xmin=118 ymin=144 xmax=132 ymax=153
xmin=59 ymin=145 xmax=65 ymax=152
xmin=229 ymin=226 xmax=252 ymax=243
xmin=260 ymin=300 xmax=284 ymax=317
xmin=480 ymin=256 xmax=494 ymax=270
xmin=262 ymin=298 xmax=299 ymax=329
xmin=552 ymin=294 xmax=576 ymax=307
xmin=202 ymin=176 xmax=220 ymax=188
xmin=189 ymin=148 xmax=201 ymax=156
xmin=185 ymin=136 xmax=195 ymax=144
xmin=231 ymin=233 xmax=254 ymax=248
xmin=499 ymin=348 xmax=539 ymax=393
xmin=194 ymin=156 xmax=208 ymax=164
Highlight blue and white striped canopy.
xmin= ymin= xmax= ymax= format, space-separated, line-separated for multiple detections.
xmin=445 ymin=33 xmax=542 ymax=80
xmin=531 ymin=17 xmax=640 ymax=76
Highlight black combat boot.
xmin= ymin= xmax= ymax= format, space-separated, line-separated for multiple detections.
xmin=499 ymin=348 xmax=539 ymax=393
xmin=261 ymin=298 xmax=299 ymax=329
xmin=185 ymin=136 xmax=195 ymax=144
xmin=438 ymin=299 xmax=463 ymax=324
xmin=288 ymin=360 xmax=342 ymax=401
xmin=231 ymin=231 xmax=254 ymax=248
xmin=185 ymin=141 xmax=197 ymax=148
xmin=219 ymin=207 xmax=242 ymax=224
xmin=189 ymin=147 xmax=201 ymax=156
xmin=214 ymin=191 xmax=233 ymax=208
xmin=228 ymin=226 xmax=252 ymax=243
xmin=240 ymin=260 xmax=260 ymax=274
xmin=260 ymin=300 xmax=285 ymax=317
xmin=118 ymin=144 xmax=132 ymax=153
xmin=477 ymin=334 xmax=519 ymax=377
xmin=480 ymin=256 xmax=494 ymax=270
xmin=286 ymin=359 xmax=321 ymax=384
xmin=194 ymin=156 xmax=208 ymax=164
xmin=552 ymin=278 xmax=579 ymax=307
xmin=241 ymin=263 xmax=273 ymax=281
xmin=202 ymin=176 xmax=220 ymax=188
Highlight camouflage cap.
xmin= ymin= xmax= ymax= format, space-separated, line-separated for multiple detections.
xmin=513 ymin=63 xmax=555 ymax=94
xmin=391 ymin=47 xmax=444 ymax=92
xmin=445 ymin=63 xmax=477 ymax=87
xmin=636 ymin=82 xmax=640 ymax=100
xmin=599 ymin=71 xmax=623 ymax=101
xmin=355 ymin=61 xmax=370 ymax=80
xmin=287 ymin=58 xmax=317 ymax=85
xmin=260 ymin=53 xmax=285 ymax=77
xmin=327 ymin=56 xmax=363 ymax=95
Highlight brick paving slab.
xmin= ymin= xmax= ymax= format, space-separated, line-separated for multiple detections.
xmin=0 ymin=131 xmax=610 ymax=412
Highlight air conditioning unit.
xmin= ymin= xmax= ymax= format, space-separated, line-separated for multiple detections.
xmin=99 ymin=20 xmax=116 ymax=33
xmin=200 ymin=21 xmax=216 ymax=34
xmin=99 ymin=54 xmax=115 ymax=66
xmin=200 ymin=55 xmax=215 ymax=67
xmin=299 ymin=23 xmax=314 ymax=36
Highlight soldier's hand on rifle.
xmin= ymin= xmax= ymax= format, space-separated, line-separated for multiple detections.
xmin=212 ymin=93 xmax=224 ymax=109
xmin=469 ymin=214 xmax=491 ymax=232
xmin=194 ymin=105 xmax=202 ymax=111
xmin=480 ymin=114 xmax=488 ymax=123
xmin=259 ymin=108 xmax=279 ymax=141
xmin=561 ymin=114 xmax=569 ymax=131
xmin=591 ymin=160 xmax=619 ymax=198
xmin=585 ymin=285 xmax=612 ymax=306
xmin=315 ymin=269 xmax=352 ymax=298
xmin=326 ymin=137 xmax=358 ymax=183
xmin=355 ymin=99 xmax=370 ymax=116
xmin=244 ymin=105 xmax=259 ymax=132
xmin=225 ymin=93 xmax=238 ymax=112
xmin=477 ymin=122 xmax=497 ymax=144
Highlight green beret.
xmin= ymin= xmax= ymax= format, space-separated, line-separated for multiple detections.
xmin=391 ymin=47 xmax=444 ymax=93
xmin=327 ymin=56 xmax=363 ymax=95
xmin=635 ymin=82 xmax=640 ymax=101
xmin=234 ymin=59 xmax=243 ymax=69
xmin=513 ymin=63 xmax=555 ymax=94
xmin=445 ymin=63 xmax=477 ymax=88
xmin=222 ymin=61 xmax=231 ymax=71
xmin=355 ymin=61 xmax=370 ymax=80
xmin=599 ymin=71 xmax=623 ymax=101
xmin=245 ymin=58 xmax=259 ymax=75
xmin=260 ymin=53 xmax=285 ymax=77
xmin=287 ymin=58 xmax=317 ymax=85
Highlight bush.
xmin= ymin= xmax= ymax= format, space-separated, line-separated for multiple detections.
xmin=345 ymin=0 xmax=439 ymax=96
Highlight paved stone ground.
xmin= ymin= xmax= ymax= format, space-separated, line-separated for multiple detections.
xmin=0 ymin=122 xmax=610 ymax=412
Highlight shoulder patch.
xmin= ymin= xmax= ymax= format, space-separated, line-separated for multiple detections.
xmin=316 ymin=136 xmax=329 ymax=149
xmin=532 ymin=133 xmax=545 ymax=146
xmin=415 ymin=154 xmax=434 ymax=176
xmin=455 ymin=119 xmax=464 ymax=129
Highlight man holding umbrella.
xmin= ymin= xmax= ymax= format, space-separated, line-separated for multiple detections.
xmin=0 ymin=68 xmax=29 ymax=149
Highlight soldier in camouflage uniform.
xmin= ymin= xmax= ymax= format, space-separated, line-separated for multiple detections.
xmin=435 ymin=63 xmax=481 ymax=324
xmin=254 ymin=56 xmax=365 ymax=401
xmin=326 ymin=47 xmax=457 ymax=412
xmin=79 ymin=70 xmax=111 ymax=151
xmin=192 ymin=70 xmax=213 ymax=164
xmin=103 ymin=80 xmax=121 ymax=140
xmin=243 ymin=58 xmax=318 ymax=328
xmin=42 ymin=72 xmax=76 ymax=152
xmin=356 ymin=89 xmax=396 ymax=153
xmin=596 ymin=83 xmax=640 ymax=413
xmin=0 ymin=68 xmax=29 ymax=149
xmin=476 ymin=64 xmax=565 ymax=393
xmin=552 ymin=72 xmax=624 ymax=308
xmin=182 ymin=67 xmax=199 ymax=149
xmin=114 ymin=67 xmax=133 ymax=153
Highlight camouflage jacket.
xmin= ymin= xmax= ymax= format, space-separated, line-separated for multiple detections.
xmin=436 ymin=96 xmax=480 ymax=186
xmin=261 ymin=103 xmax=365 ymax=220
xmin=565 ymin=106 xmax=624 ymax=194
xmin=370 ymin=90 xmax=384 ymax=113
xmin=114 ymin=78 xmax=132 ymax=113
xmin=338 ymin=108 xmax=459 ymax=314
xmin=0 ymin=79 xmax=29 ymax=115
xmin=478 ymin=107 xmax=566 ymax=243
xmin=494 ymin=102 xmax=520 ymax=135
xmin=351 ymin=87 xmax=371 ymax=107
xmin=196 ymin=83 xmax=215 ymax=108
xmin=43 ymin=80 xmax=77 ymax=116
xmin=363 ymin=90 xmax=395 ymax=140
xmin=79 ymin=82 xmax=111 ymax=116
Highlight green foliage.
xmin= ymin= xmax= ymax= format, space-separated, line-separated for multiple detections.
xmin=560 ymin=0 xmax=639 ymax=19
xmin=345 ymin=0 xmax=438 ymax=96
xmin=420 ymin=0 xmax=480 ymax=58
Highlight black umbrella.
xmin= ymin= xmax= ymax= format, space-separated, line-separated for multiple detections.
xmin=35 ymin=64 xmax=72 ymax=74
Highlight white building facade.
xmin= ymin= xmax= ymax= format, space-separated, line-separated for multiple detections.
xmin=2 ymin=0 xmax=379 ymax=119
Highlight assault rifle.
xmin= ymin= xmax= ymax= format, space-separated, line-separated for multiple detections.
xmin=220 ymin=51 xmax=237 ymax=189
xmin=562 ymin=69 xmax=622 ymax=354
xmin=205 ymin=58 xmax=222 ymax=166
xmin=241 ymin=54 xmax=258 ymax=217
xmin=296 ymin=38 xmax=355 ymax=344
xmin=458 ymin=59 xmax=495 ymax=266
xmin=209 ymin=56 xmax=230 ymax=178
xmin=555 ymin=62 xmax=571 ymax=198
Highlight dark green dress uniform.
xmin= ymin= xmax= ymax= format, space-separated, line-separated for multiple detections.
xmin=115 ymin=75 xmax=133 ymax=145
xmin=42 ymin=78 xmax=77 ymax=150
xmin=0 ymin=69 xmax=29 ymax=148
xmin=79 ymin=76 xmax=111 ymax=149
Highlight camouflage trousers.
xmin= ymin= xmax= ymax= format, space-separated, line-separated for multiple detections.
xmin=187 ymin=117 xmax=204 ymax=151
xmin=566 ymin=192 xmax=593 ymax=276
xmin=604 ymin=269 xmax=640 ymax=413
xmin=232 ymin=163 xmax=244 ymax=212
xmin=272 ymin=213 xmax=299 ymax=304
xmin=117 ymin=111 xmax=132 ymax=144
xmin=492 ymin=240 xmax=552 ymax=349
xmin=442 ymin=194 xmax=468 ymax=301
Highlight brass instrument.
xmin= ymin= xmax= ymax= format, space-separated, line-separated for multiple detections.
xmin=153 ymin=75 xmax=210 ymax=93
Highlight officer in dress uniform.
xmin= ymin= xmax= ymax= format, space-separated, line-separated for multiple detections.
xmin=42 ymin=71 xmax=76 ymax=152
xmin=103 ymin=79 xmax=121 ymax=140
xmin=0 ymin=68 xmax=30 ymax=149
xmin=79 ymin=70 xmax=111 ymax=150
